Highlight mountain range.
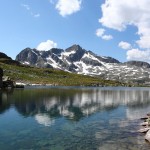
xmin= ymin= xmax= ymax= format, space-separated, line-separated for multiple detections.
xmin=15 ymin=44 xmax=150 ymax=85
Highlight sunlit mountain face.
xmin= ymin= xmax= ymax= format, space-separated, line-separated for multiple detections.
xmin=16 ymin=45 xmax=150 ymax=85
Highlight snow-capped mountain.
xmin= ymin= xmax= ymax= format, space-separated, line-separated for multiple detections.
xmin=16 ymin=44 xmax=150 ymax=84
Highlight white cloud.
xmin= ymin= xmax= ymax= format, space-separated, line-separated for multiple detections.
xmin=55 ymin=0 xmax=82 ymax=17
xmin=96 ymin=28 xmax=105 ymax=37
xmin=136 ymin=36 xmax=150 ymax=49
xmin=99 ymin=0 xmax=150 ymax=49
xmin=118 ymin=41 xmax=132 ymax=50
xmin=101 ymin=35 xmax=113 ymax=40
xmin=37 ymin=40 xmax=57 ymax=51
xmin=96 ymin=28 xmax=113 ymax=40
xmin=127 ymin=49 xmax=150 ymax=62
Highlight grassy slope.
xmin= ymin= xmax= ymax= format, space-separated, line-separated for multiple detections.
xmin=0 ymin=59 xmax=128 ymax=86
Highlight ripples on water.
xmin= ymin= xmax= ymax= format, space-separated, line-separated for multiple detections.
xmin=0 ymin=87 xmax=150 ymax=150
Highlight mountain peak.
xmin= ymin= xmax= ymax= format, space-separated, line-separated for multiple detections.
xmin=65 ymin=44 xmax=83 ymax=52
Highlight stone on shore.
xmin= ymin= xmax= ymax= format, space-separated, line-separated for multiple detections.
xmin=138 ymin=127 xmax=150 ymax=133
xmin=140 ymin=116 xmax=149 ymax=120
xmin=140 ymin=122 xmax=148 ymax=126
xmin=145 ymin=130 xmax=150 ymax=142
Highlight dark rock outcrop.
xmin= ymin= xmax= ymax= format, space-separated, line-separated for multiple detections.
xmin=0 ymin=68 xmax=3 ymax=76
xmin=0 ymin=68 xmax=3 ymax=88
xmin=16 ymin=48 xmax=38 ymax=65
xmin=124 ymin=61 xmax=150 ymax=68
xmin=81 ymin=57 xmax=102 ymax=66
xmin=65 ymin=45 xmax=86 ymax=62
xmin=0 ymin=52 xmax=12 ymax=60
xmin=0 ymin=52 xmax=20 ymax=65
xmin=16 ymin=44 xmax=120 ymax=70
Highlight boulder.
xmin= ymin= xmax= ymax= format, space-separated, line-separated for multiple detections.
xmin=0 ymin=68 xmax=3 ymax=88
xmin=140 ymin=116 xmax=149 ymax=120
xmin=140 ymin=122 xmax=148 ymax=126
xmin=138 ymin=127 xmax=150 ymax=133
xmin=0 ymin=68 xmax=3 ymax=76
xmin=145 ymin=130 xmax=150 ymax=142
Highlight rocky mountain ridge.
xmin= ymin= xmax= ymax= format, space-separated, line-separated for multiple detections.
xmin=0 ymin=52 xmax=20 ymax=65
xmin=16 ymin=44 xmax=150 ymax=85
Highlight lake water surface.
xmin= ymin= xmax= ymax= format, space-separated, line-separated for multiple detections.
xmin=0 ymin=87 xmax=150 ymax=150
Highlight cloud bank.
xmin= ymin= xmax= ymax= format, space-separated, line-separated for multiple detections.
xmin=37 ymin=40 xmax=57 ymax=51
xmin=56 ymin=0 xmax=82 ymax=17
xmin=100 ymin=0 xmax=150 ymax=48
xmin=127 ymin=49 xmax=150 ymax=62
xmin=100 ymin=0 xmax=150 ymax=62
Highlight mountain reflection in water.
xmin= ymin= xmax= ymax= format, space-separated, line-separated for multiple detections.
xmin=1 ymin=87 xmax=150 ymax=126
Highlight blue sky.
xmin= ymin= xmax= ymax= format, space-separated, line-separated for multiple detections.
xmin=1 ymin=0 xmax=150 ymax=63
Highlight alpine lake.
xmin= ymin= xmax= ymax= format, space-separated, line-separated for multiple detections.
xmin=0 ymin=86 xmax=150 ymax=150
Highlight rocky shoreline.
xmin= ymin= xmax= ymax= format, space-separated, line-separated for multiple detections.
xmin=138 ymin=113 xmax=150 ymax=142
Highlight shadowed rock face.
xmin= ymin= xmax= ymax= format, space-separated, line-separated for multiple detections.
xmin=96 ymin=56 xmax=120 ymax=63
xmin=65 ymin=45 xmax=86 ymax=62
xmin=15 ymin=44 xmax=120 ymax=70
xmin=0 ymin=68 xmax=3 ymax=76
xmin=0 ymin=68 xmax=3 ymax=88
xmin=0 ymin=52 xmax=20 ymax=65
xmin=15 ymin=48 xmax=38 ymax=64
xmin=0 ymin=52 xmax=12 ymax=60
xmin=81 ymin=57 xmax=102 ymax=66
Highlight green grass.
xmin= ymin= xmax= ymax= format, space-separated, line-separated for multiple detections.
xmin=0 ymin=59 xmax=129 ymax=86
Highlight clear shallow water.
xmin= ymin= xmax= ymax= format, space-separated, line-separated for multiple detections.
xmin=0 ymin=87 xmax=150 ymax=150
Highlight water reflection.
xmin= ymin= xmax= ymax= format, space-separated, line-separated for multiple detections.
xmin=1 ymin=87 xmax=150 ymax=126
xmin=35 ymin=113 xmax=55 ymax=126
xmin=0 ymin=89 xmax=14 ymax=114
xmin=1 ymin=87 xmax=150 ymax=150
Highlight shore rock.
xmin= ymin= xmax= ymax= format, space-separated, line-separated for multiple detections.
xmin=145 ymin=130 xmax=150 ymax=142
xmin=140 ymin=122 xmax=148 ymax=126
xmin=140 ymin=116 xmax=149 ymax=120
xmin=138 ymin=128 xmax=150 ymax=133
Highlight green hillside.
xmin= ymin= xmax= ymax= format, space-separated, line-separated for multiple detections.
xmin=0 ymin=59 xmax=128 ymax=86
